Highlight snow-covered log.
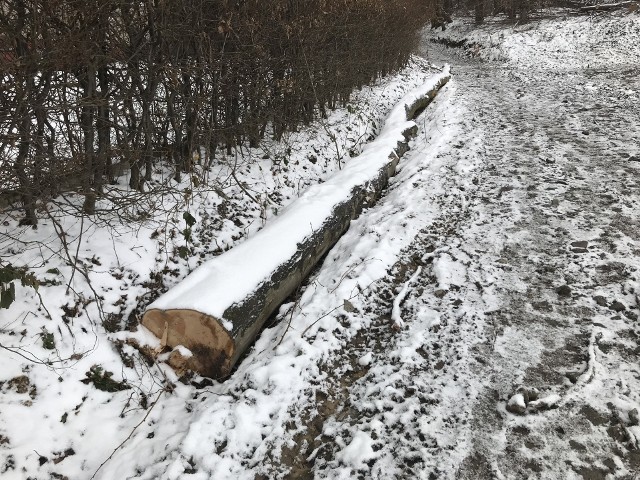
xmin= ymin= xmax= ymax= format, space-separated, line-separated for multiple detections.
xmin=141 ymin=68 xmax=451 ymax=379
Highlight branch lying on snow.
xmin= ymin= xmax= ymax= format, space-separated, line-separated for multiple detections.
xmin=274 ymin=287 xmax=302 ymax=349
xmin=559 ymin=328 xmax=602 ymax=407
xmin=0 ymin=342 xmax=87 ymax=370
xmin=575 ymin=329 xmax=601 ymax=387
xmin=579 ymin=1 xmax=636 ymax=12
xmin=391 ymin=266 xmax=422 ymax=328
xmin=89 ymin=387 xmax=166 ymax=480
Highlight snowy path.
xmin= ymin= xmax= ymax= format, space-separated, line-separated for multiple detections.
xmin=408 ymin=39 xmax=640 ymax=478
xmin=256 ymin=17 xmax=640 ymax=479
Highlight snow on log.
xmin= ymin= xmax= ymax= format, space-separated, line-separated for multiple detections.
xmin=142 ymin=67 xmax=451 ymax=379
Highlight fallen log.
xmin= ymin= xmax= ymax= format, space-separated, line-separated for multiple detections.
xmin=579 ymin=1 xmax=635 ymax=11
xmin=141 ymin=68 xmax=451 ymax=379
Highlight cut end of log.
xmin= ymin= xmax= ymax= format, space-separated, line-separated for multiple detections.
xmin=142 ymin=308 xmax=235 ymax=379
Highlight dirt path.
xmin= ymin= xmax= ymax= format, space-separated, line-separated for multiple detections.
xmin=270 ymin=26 xmax=640 ymax=480
xmin=422 ymin=42 xmax=640 ymax=479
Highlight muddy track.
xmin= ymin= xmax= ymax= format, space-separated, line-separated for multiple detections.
xmin=424 ymin=43 xmax=640 ymax=479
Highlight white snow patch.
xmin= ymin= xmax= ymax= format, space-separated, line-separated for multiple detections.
xmin=336 ymin=430 xmax=376 ymax=469
xmin=358 ymin=352 xmax=373 ymax=366
xmin=432 ymin=253 xmax=466 ymax=290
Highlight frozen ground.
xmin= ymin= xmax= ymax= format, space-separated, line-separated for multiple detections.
xmin=2 ymin=9 xmax=640 ymax=480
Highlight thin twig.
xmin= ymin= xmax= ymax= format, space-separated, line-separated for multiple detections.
xmin=66 ymin=213 xmax=85 ymax=295
xmin=301 ymin=278 xmax=376 ymax=338
xmin=329 ymin=258 xmax=374 ymax=294
xmin=274 ymin=288 xmax=302 ymax=349
xmin=0 ymin=342 xmax=88 ymax=368
xmin=90 ymin=387 xmax=166 ymax=480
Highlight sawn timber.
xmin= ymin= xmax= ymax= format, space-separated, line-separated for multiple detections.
xmin=141 ymin=71 xmax=451 ymax=379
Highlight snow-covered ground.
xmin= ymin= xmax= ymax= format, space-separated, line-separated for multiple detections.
xmin=0 ymin=58 xmax=440 ymax=479
xmin=431 ymin=8 xmax=640 ymax=69
xmin=2 ymin=9 xmax=640 ymax=480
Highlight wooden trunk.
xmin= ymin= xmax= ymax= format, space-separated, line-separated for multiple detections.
xmin=142 ymin=74 xmax=451 ymax=379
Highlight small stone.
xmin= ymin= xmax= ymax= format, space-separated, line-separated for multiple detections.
xmin=624 ymin=311 xmax=638 ymax=321
xmin=532 ymin=300 xmax=553 ymax=312
xmin=569 ymin=439 xmax=587 ymax=451
xmin=629 ymin=408 xmax=639 ymax=426
xmin=607 ymin=425 xmax=628 ymax=442
xmin=582 ymin=130 xmax=590 ymax=135
xmin=603 ymin=458 xmax=616 ymax=472
xmin=524 ymin=439 xmax=541 ymax=450
xmin=434 ymin=289 xmax=448 ymax=298
xmin=527 ymin=388 xmax=540 ymax=402
xmin=580 ymin=405 xmax=609 ymax=426
xmin=571 ymin=240 xmax=589 ymax=249
xmin=610 ymin=301 xmax=626 ymax=312
xmin=556 ymin=285 xmax=572 ymax=297
xmin=629 ymin=155 xmax=639 ymax=162
xmin=593 ymin=295 xmax=608 ymax=307
xmin=343 ymin=299 xmax=356 ymax=313
xmin=507 ymin=393 xmax=527 ymax=415
xmin=566 ymin=370 xmax=582 ymax=384
xmin=517 ymin=386 xmax=540 ymax=403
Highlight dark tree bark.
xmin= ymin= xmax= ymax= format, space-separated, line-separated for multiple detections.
xmin=475 ymin=0 xmax=485 ymax=24
xmin=80 ymin=64 xmax=97 ymax=215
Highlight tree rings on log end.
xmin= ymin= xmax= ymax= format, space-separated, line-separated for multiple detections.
xmin=142 ymin=309 xmax=235 ymax=379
